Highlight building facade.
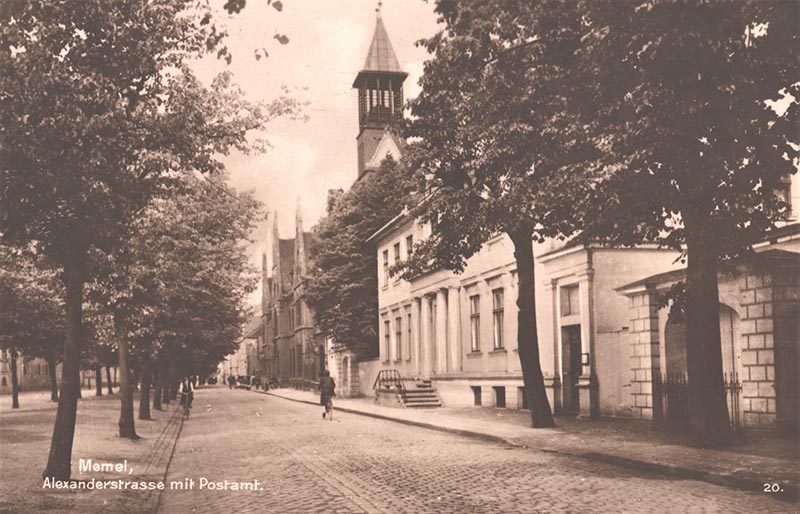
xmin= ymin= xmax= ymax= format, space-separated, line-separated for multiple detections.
xmin=0 ymin=350 xmax=56 ymax=394
xmin=354 ymin=15 xmax=800 ymax=433
xmin=260 ymin=207 xmax=324 ymax=388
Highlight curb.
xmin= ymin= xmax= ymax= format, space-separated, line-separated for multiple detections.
xmin=151 ymin=408 xmax=186 ymax=514
xmin=258 ymin=389 xmax=798 ymax=502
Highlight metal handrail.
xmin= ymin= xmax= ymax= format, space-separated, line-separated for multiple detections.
xmin=372 ymin=369 xmax=405 ymax=392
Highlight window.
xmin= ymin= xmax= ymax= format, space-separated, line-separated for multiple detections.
xmin=406 ymin=235 xmax=414 ymax=258
xmin=394 ymin=317 xmax=402 ymax=361
xmin=560 ymin=285 xmax=580 ymax=317
xmin=518 ymin=386 xmax=529 ymax=410
xmin=393 ymin=243 xmax=401 ymax=281
xmin=493 ymin=386 xmax=506 ymax=408
xmin=776 ymin=176 xmax=794 ymax=219
xmin=430 ymin=298 xmax=437 ymax=346
xmin=471 ymin=386 xmax=482 ymax=406
xmin=295 ymin=302 xmax=302 ymax=326
xmin=382 ymin=250 xmax=389 ymax=285
xmin=470 ymin=295 xmax=481 ymax=352
xmin=406 ymin=313 xmax=412 ymax=360
xmin=383 ymin=320 xmax=391 ymax=362
xmin=492 ymin=289 xmax=504 ymax=350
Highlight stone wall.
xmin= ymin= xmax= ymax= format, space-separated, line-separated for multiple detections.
xmin=627 ymin=289 xmax=661 ymax=420
xmin=739 ymin=272 xmax=778 ymax=427
xmin=771 ymin=266 xmax=799 ymax=432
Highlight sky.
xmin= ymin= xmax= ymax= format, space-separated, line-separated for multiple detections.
xmin=192 ymin=0 xmax=441 ymax=305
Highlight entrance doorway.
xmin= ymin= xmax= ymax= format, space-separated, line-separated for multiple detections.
xmin=561 ymin=325 xmax=582 ymax=414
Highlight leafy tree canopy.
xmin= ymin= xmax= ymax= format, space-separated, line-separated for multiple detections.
xmin=578 ymin=0 xmax=799 ymax=255
xmin=401 ymin=0 xmax=595 ymax=276
xmin=306 ymin=156 xmax=412 ymax=357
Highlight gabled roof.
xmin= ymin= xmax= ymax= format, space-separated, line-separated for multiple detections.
xmin=243 ymin=315 xmax=262 ymax=339
xmin=365 ymin=131 xmax=402 ymax=170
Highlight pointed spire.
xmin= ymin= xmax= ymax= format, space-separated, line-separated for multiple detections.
xmin=295 ymin=197 xmax=303 ymax=227
xmin=271 ymin=211 xmax=282 ymax=293
xmin=362 ymin=15 xmax=402 ymax=73
xmin=295 ymin=199 xmax=307 ymax=278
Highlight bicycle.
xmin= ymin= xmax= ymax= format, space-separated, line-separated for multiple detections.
xmin=180 ymin=392 xmax=192 ymax=419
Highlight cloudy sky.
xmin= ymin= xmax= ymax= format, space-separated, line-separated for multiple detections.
xmin=192 ymin=0 xmax=440 ymax=304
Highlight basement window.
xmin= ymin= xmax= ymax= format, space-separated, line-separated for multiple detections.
xmin=471 ymin=386 xmax=482 ymax=406
xmin=518 ymin=387 xmax=529 ymax=410
xmin=494 ymin=386 xmax=506 ymax=408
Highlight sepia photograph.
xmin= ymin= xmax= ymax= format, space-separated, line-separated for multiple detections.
xmin=0 ymin=1 xmax=798 ymax=513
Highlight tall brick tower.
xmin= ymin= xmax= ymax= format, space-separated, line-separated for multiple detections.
xmin=352 ymin=7 xmax=407 ymax=178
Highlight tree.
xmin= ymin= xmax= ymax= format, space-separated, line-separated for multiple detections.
xmin=0 ymin=245 xmax=65 ymax=407
xmin=306 ymin=156 xmax=412 ymax=357
xmin=0 ymin=0 xmax=296 ymax=479
xmin=399 ymin=1 xmax=594 ymax=428
xmin=87 ymin=173 xmax=260 ymax=434
xmin=578 ymin=0 xmax=799 ymax=446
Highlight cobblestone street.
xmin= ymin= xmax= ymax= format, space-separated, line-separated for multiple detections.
xmin=157 ymin=388 xmax=795 ymax=514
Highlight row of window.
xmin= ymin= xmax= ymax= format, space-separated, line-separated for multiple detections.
xmin=381 ymin=287 xmax=507 ymax=361
xmin=471 ymin=385 xmax=529 ymax=409
xmin=382 ymin=234 xmax=414 ymax=286
xmin=470 ymin=288 xmax=505 ymax=352
xmin=383 ymin=311 xmax=413 ymax=362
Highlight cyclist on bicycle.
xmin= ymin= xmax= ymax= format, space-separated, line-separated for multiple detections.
xmin=179 ymin=377 xmax=194 ymax=417
xmin=319 ymin=370 xmax=336 ymax=420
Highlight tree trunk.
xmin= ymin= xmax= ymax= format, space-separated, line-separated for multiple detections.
xmin=47 ymin=355 xmax=58 ymax=402
xmin=43 ymin=248 xmax=85 ymax=481
xmin=509 ymin=229 xmax=555 ymax=428
xmin=152 ymin=358 xmax=163 ymax=411
xmin=138 ymin=351 xmax=152 ymax=420
xmin=10 ymin=349 xmax=19 ymax=409
xmin=114 ymin=316 xmax=138 ymax=439
xmin=105 ymin=366 xmax=113 ymax=394
xmin=685 ymin=217 xmax=732 ymax=447
xmin=161 ymin=354 xmax=171 ymax=406
xmin=95 ymin=366 xmax=103 ymax=396
xmin=168 ymin=358 xmax=178 ymax=401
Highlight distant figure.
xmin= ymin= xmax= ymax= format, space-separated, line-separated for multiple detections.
xmin=228 ymin=375 xmax=235 ymax=389
xmin=179 ymin=377 xmax=194 ymax=416
xmin=319 ymin=370 xmax=336 ymax=420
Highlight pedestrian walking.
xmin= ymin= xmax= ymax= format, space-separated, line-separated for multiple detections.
xmin=319 ymin=370 xmax=336 ymax=420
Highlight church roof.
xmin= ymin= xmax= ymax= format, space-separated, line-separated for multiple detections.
xmin=278 ymin=238 xmax=295 ymax=290
xmin=363 ymin=17 xmax=402 ymax=73
xmin=353 ymin=16 xmax=407 ymax=88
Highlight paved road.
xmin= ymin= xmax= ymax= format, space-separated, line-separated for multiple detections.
xmin=158 ymin=388 xmax=794 ymax=514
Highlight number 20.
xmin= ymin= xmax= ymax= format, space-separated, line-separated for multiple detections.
xmin=763 ymin=483 xmax=782 ymax=493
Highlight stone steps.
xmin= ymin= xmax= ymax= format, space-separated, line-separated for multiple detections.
xmin=399 ymin=380 xmax=442 ymax=408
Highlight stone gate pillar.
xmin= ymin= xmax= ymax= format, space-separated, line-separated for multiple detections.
xmin=625 ymin=287 xmax=662 ymax=420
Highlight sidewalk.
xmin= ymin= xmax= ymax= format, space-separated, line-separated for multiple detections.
xmin=262 ymin=387 xmax=799 ymax=502
xmin=0 ymin=386 xmax=114 ymax=411
xmin=0 ymin=389 xmax=184 ymax=514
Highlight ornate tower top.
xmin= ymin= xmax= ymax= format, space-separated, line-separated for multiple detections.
xmin=353 ymin=15 xmax=407 ymax=88
xmin=353 ymin=10 xmax=407 ymax=177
